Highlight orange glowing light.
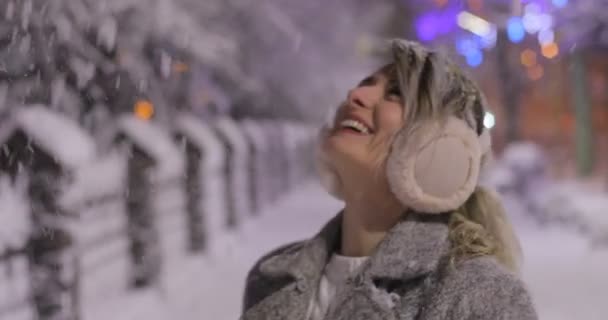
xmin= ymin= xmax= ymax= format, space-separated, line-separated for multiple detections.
xmin=467 ymin=0 xmax=483 ymax=11
xmin=527 ymin=65 xmax=544 ymax=81
xmin=173 ymin=61 xmax=189 ymax=73
xmin=134 ymin=100 xmax=154 ymax=120
xmin=541 ymin=43 xmax=559 ymax=59
xmin=434 ymin=0 xmax=448 ymax=7
xmin=520 ymin=49 xmax=537 ymax=67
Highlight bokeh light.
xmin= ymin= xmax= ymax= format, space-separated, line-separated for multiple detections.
xmin=541 ymin=42 xmax=559 ymax=59
xmin=483 ymin=111 xmax=496 ymax=129
xmin=457 ymin=11 xmax=493 ymax=37
xmin=434 ymin=0 xmax=449 ymax=7
xmin=134 ymin=100 xmax=155 ymax=120
xmin=456 ymin=36 xmax=478 ymax=56
xmin=507 ymin=17 xmax=526 ymax=43
xmin=466 ymin=50 xmax=483 ymax=67
xmin=173 ymin=62 xmax=189 ymax=73
xmin=521 ymin=49 xmax=537 ymax=67
xmin=527 ymin=64 xmax=544 ymax=80
xmin=552 ymin=0 xmax=569 ymax=8
xmin=467 ymin=0 xmax=484 ymax=12
xmin=538 ymin=29 xmax=555 ymax=45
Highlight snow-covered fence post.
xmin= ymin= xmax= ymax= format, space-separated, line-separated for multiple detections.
xmin=282 ymin=121 xmax=312 ymax=190
xmin=292 ymin=123 xmax=316 ymax=185
xmin=302 ymin=124 xmax=318 ymax=179
xmin=175 ymin=114 xmax=228 ymax=254
xmin=0 ymin=106 xmax=97 ymax=320
xmin=288 ymin=123 xmax=315 ymax=183
xmin=279 ymin=121 xmax=295 ymax=191
xmin=261 ymin=120 xmax=287 ymax=203
xmin=275 ymin=121 xmax=290 ymax=193
xmin=0 ymin=174 xmax=34 ymax=320
xmin=240 ymin=119 xmax=271 ymax=214
xmin=213 ymin=117 xmax=251 ymax=229
xmin=174 ymin=131 xmax=206 ymax=252
xmin=116 ymin=116 xmax=187 ymax=288
xmin=116 ymin=138 xmax=160 ymax=288
xmin=256 ymin=121 xmax=278 ymax=206
xmin=58 ymin=151 xmax=132 ymax=317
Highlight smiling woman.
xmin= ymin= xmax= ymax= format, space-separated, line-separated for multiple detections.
xmin=240 ymin=39 xmax=538 ymax=320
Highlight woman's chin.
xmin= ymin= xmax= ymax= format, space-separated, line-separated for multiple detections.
xmin=323 ymin=138 xmax=365 ymax=165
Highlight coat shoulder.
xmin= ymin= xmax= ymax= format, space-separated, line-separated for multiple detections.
xmin=437 ymin=256 xmax=538 ymax=320
xmin=447 ymin=255 xmax=522 ymax=287
xmin=252 ymin=241 xmax=306 ymax=271
xmin=241 ymin=241 xmax=306 ymax=312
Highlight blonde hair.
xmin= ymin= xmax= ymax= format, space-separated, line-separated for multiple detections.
xmin=389 ymin=40 xmax=522 ymax=273
xmin=448 ymin=187 xmax=522 ymax=272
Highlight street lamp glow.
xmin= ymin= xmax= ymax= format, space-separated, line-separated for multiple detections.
xmin=457 ymin=11 xmax=493 ymax=37
xmin=484 ymin=112 xmax=496 ymax=129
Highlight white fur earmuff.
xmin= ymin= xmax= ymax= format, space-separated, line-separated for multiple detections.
xmin=386 ymin=117 xmax=487 ymax=213
xmin=314 ymin=115 xmax=492 ymax=213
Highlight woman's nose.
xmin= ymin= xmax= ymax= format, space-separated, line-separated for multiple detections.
xmin=348 ymin=86 xmax=382 ymax=109
xmin=348 ymin=87 xmax=374 ymax=109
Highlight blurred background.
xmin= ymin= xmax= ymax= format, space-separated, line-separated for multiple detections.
xmin=0 ymin=0 xmax=607 ymax=319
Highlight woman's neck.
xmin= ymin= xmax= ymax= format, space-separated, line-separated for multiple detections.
xmin=339 ymin=199 xmax=404 ymax=257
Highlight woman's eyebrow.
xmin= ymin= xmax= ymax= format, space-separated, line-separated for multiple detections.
xmin=358 ymin=75 xmax=378 ymax=86
xmin=384 ymin=68 xmax=399 ymax=84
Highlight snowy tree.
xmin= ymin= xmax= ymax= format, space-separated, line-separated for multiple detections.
xmin=179 ymin=0 xmax=402 ymax=121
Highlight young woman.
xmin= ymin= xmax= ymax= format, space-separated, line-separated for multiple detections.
xmin=240 ymin=39 xmax=537 ymax=320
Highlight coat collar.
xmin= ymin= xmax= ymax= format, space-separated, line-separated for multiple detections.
xmin=259 ymin=211 xmax=451 ymax=283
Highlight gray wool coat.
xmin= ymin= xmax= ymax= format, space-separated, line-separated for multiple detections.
xmin=240 ymin=213 xmax=538 ymax=320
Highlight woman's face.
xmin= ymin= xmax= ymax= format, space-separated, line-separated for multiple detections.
xmin=322 ymin=65 xmax=405 ymax=174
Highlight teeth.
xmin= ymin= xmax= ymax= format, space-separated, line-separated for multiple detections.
xmin=340 ymin=119 xmax=370 ymax=134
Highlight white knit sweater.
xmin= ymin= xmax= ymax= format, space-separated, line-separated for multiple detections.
xmin=305 ymin=254 xmax=369 ymax=320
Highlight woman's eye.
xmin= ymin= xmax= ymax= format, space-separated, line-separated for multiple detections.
xmin=386 ymin=85 xmax=402 ymax=99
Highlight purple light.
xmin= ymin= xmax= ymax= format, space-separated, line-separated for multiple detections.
xmin=415 ymin=14 xmax=437 ymax=42
xmin=415 ymin=10 xmax=458 ymax=42
xmin=437 ymin=10 xmax=458 ymax=35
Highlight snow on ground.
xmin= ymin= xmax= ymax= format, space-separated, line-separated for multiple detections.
xmin=82 ymin=181 xmax=608 ymax=320
xmin=84 ymin=181 xmax=341 ymax=320
xmin=518 ymin=223 xmax=608 ymax=320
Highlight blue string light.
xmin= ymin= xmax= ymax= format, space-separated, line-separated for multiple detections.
xmin=507 ymin=17 xmax=526 ymax=43
xmin=466 ymin=50 xmax=483 ymax=67
xmin=552 ymin=0 xmax=568 ymax=8
xmin=456 ymin=36 xmax=478 ymax=56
